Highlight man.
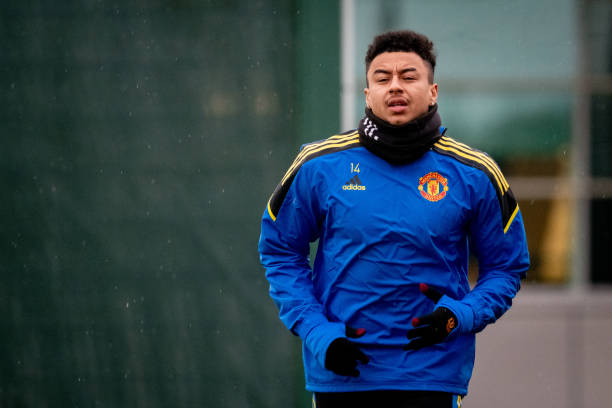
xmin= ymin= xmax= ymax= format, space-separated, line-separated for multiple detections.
xmin=259 ymin=30 xmax=529 ymax=407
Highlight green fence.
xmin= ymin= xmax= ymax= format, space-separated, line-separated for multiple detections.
xmin=1 ymin=1 xmax=339 ymax=406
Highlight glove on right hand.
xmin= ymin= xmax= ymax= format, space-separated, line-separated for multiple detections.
xmin=324 ymin=326 xmax=369 ymax=377
xmin=404 ymin=283 xmax=457 ymax=350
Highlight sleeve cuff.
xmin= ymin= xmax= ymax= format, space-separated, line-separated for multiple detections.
xmin=436 ymin=295 xmax=475 ymax=335
xmin=295 ymin=319 xmax=346 ymax=368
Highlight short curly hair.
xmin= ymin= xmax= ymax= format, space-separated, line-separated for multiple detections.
xmin=365 ymin=30 xmax=437 ymax=83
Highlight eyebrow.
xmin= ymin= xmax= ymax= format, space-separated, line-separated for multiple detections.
xmin=372 ymin=67 xmax=417 ymax=75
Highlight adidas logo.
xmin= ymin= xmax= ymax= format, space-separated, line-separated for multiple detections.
xmin=342 ymin=175 xmax=366 ymax=190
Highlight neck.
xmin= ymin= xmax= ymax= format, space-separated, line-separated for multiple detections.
xmin=358 ymin=104 xmax=443 ymax=164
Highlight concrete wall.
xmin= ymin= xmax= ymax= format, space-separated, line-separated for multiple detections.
xmin=467 ymin=288 xmax=612 ymax=408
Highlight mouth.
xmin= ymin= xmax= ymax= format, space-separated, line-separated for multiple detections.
xmin=387 ymin=98 xmax=408 ymax=113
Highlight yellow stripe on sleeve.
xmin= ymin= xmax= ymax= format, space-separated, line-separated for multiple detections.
xmin=267 ymin=199 xmax=277 ymax=222
xmin=504 ymin=204 xmax=519 ymax=234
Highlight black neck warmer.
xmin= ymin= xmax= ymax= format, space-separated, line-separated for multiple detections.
xmin=358 ymin=104 xmax=443 ymax=164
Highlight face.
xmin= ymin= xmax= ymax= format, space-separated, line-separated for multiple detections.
xmin=364 ymin=52 xmax=438 ymax=126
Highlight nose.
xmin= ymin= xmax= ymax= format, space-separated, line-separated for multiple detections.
xmin=388 ymin=74 xmax=403 ymax=93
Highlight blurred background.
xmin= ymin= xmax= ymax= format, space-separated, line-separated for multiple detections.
xmin=1 ymin=0 xmax=610 ymax=407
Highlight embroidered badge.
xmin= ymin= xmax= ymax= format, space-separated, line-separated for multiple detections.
xmin=418 ymin=172 xmax=448 ymax=202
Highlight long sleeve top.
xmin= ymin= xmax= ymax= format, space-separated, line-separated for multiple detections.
xmin=258 ymin=131 xmax=529 ymax=395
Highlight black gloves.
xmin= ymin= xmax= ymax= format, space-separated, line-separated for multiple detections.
xmin=325 ymin=284 xmax=457 ymax=375
xmin=404 ymin=283 xmax=457 ymax=350
xmin=324 ymin=326 xmax=369 ymax=377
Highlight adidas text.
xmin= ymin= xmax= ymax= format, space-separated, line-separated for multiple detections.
xmin=342 ymin=184 xmax=366 ymax=191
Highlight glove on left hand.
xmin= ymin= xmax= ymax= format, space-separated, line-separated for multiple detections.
xmin=324 ymin=326 xmax=369 ymax=377
xmin=404 ymin=283 xmax=457 ymax=350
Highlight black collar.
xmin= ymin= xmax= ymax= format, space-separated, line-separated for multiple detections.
xmin=358 ymin=104 xmax=443 ymax=164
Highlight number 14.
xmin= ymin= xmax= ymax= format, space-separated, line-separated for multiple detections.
xmin=351 ymin=162 xmax=360 ymax=173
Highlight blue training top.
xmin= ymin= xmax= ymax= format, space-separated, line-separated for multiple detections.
xmin=258 ymin=130 xmax=529 ymax=395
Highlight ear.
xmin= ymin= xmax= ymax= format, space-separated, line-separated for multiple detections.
xmin=429 ymin=83 xmax=438 ymax=106
xmin=364 ymin=87 xmax=371 ymax=109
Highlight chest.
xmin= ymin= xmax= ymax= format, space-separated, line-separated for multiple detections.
xmin=321 ymin=156 xmax=472 ymax=245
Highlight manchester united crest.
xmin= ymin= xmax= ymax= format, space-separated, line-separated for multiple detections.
xmin=418 ymin=172 xmax=449 ymax=202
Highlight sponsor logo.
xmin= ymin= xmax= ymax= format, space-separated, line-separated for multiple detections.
xmin=418 ymin=172 xmax=448 ymax=202
xmin=343 ymin=175 xmax=366 ymax=191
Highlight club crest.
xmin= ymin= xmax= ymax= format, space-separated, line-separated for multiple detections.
xmin=418 ymin=172 xmax=449 ymax=202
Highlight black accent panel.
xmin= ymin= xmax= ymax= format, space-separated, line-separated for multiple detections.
xmin=501 ymin=188 xmax=519 ymax=231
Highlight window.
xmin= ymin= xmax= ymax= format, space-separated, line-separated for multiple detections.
xmin=341 ymin=0 xmax=612 ymax=285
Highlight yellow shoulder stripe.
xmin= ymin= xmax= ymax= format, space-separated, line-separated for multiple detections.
xmin=439 ymin=137 xmax=509 ymax=190
xmin=434 ymin=136 xmax=519 ymax=234
xmin=292 ymin=132 xmax=358 ymax=167
xmin=267 ymin=131 xmax=361 ymax=222
xmin=435 ymin=138 xmax=508 ymax=194
xmin=280 ymin=132 xmax=359 ymax=185
xmin=437 ymin=137 xmax=508 ymax=190
xmin=281 ymin=131 xmax=358 ymax=183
